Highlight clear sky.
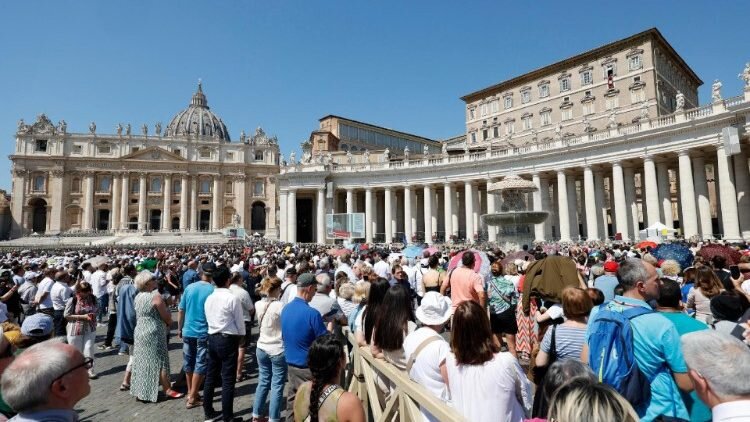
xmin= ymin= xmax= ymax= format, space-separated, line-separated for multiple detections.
xmin=1 ymin=1 xmax=748 ymax=191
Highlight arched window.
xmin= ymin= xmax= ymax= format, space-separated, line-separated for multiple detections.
xmin=71 ymin=178 xmax=81 ymax=193
xmin=150 ymin=177 xmax=162 ymax=193
xmin=98 ymin=176 xmax=111 ymax=192
xmin=33 ymin=175 xmax=45 ymax=192
xmin=173 ymin=180 xmax=182 ymax=194
xmin=200 ymin=179 xmax=211 ymax=193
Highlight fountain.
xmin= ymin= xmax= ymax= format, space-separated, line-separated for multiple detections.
xmin=481 ymin=174 xmax=549 ymax=250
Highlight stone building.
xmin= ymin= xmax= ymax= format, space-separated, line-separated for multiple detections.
xmin=9 ymin=83 xmax=280 ymax=238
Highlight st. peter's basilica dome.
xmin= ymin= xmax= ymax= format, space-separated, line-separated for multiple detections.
xmin=165 ymin=81 xmax=231 ymax=142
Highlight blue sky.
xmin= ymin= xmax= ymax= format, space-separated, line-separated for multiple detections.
xmin=1 ymin=1 xmax=748 ymax=191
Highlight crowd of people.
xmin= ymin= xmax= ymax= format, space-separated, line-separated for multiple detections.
xmin=0 ymin=239 xmax=747 ymax=421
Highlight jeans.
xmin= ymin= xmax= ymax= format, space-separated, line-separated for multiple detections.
xmin=104 ymin=313 xmax=117 ymax=346
xmin=203 ymin=334 xmax=240 ymax=421
xmin=96 ymin=294 xmax=108 ymax=323
xmin=52 ymin=309 xmax=66 ymax=337
xmin=252 ymin=348 xmax=288 ymax=422
xmin=182 ymin=335 xmax=209 ymax=375
xmin=68 ymin=330 xmax=96 ymax=369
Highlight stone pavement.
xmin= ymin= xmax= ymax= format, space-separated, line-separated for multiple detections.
xmin=76 ymin=312 xmax=262 ymax=422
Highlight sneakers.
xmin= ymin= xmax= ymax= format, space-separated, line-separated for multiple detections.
xmin=97 ymin=344 xmax=116 ymax=351
xmin=118 ymin=350 xmax=128 ymax=356
xmin=88 ymin=369 xmax=98 ymax=379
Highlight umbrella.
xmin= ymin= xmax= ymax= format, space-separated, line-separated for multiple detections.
xmin=636 ymin=241 xmax=658 ymax=250
xmin=698 ymin=244 xmax=742 ymax=266
xmin=327 ymin=248 xmax=352 ymax=257
xmin=424 ymin=247 xmax=439 ymax=256
xmin=403 ymin=245 xmax=426 ymax=259
xmin=253 ymin=250 xmax=267 ymax=257
xmin=82 ymin=255 xmax=109 ymax=268
xmin=501 ymin=251 xmax=533 ymax=266
xmin=652 ymin=243 xmax=694 ymax=271
xmin=447 ymin=250 xmax=491 ymax=279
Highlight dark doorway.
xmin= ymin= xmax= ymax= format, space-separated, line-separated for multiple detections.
xmin=97 ymin=209 xmax=110 ymax=231
xmin=29 ymin=198 xmax=47 ymax=234
xmin=251 ymin=202 xmax=266 ymax=232
xmin=171 ymin=217 xmax=180 ymax=231
xmin=129 ymin=217 xmax=138 ymax=230
xmin=149 ymin=209 xmax=161 ymax=231
xmin=296 ymin=198 xmax=314 ymax=243
xmin=199 ymin=210 xmax=211 ymax=231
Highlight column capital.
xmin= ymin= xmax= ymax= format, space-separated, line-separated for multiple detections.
xmin=611 ymin=160 xmax=623 ymax=167
xmin=50 ymin=169 xmax=65 ymax=178
xmin=678 ymin=149 xmax=691 ymax=157
xmin=643 ymin=154 xmax=654 ymax=162
xmin=384 ymin=186 xmax=393 ymax=192
xmin=365 ymin=187 xmax=373 ymax=193
xmin=138 ymin=172 xmax=148 ymax=179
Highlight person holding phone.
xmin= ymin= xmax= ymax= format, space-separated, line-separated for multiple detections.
xmin=64 ymin=281 xmax=99 ymax=379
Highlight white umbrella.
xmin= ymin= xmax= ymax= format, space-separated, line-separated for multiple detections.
xmin=82 ymin=255 xmax=110 ymax=267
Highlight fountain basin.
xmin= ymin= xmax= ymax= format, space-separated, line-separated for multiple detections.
xmin=482 ymin=211 xmax=550 ymax=225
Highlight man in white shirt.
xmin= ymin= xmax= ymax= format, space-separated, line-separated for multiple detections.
xmin=33 ymin=268 xmax=56 ymax=316
xmin=49 ymin=271 xmax=73 ymax=336
xmin=333 ymin=253 xmax=356 ymax=283
xmin=372 ymin=251 xmax=391 ymax=281
xmin=18 ymin=269 xmax=38 ymax=323
xmin=681 ymin=330 xmax=750 ymax=422
xmin=89 ymin=264 xmax=109 ymax=325
xmin=228 ymin=271 xmax=254 ymax=382
xmin=203 ymin=265 xmax=245 ymax=422
xmin=280 ymin=268 xmax=298 ymax=305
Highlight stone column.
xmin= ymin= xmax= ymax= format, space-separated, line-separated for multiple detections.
xmin=540 ymin=177 xmax=551 ymax=239
xmin=716 ymin=145 xmax=741 ymax=240
xmin=486 ymin=182 xmax=496 ymax=242
xmin=643 ymin=156 xmax=660 ymax=226
xmin=583 ymin=166 xmax=599 ymax=240
xmin=404 ymin=186 xmax=413 ymax=241
xmin=83 ymin=172 xmax=95 ymax=230
xmin=372 ymin=191 xmax=379 ymax=241
xmin=472 ymin=183 xmax=480 ymax=237
xmin=692 ymin=156 xmax=712 ymax=239
xmin=677 ymin=151 xmax=699 ymax=239
xmin=317 ymin=187 xmax=326 ymax=243
xmin=384 ymin=187 xmax=393 ymax=243
xmin=365 ymin=188 xmax=373 ymax=243
xmin=593 ymin=171 xmax=606 ymax=240
xmin=180 ymin=175 xmax=188 ymax=231
xmin=279 ymin=190 xmax=288 ymax=242
xmin=49 ymin=170 xmax=65 ymax=233
xmin=623 ymin=167 xmax=639 ymax=240
xmin=557 ymin=171 xmax=571 ymax=242
xmin=162 ymin=174 xmax=172 ymax=232
xmin=120 ymin=173 xmax=130 ymax=230
xmin=190 ymin=177 xmax=198 ymax=231
xmin=531 ymin=174 xmax=544 ymax=241
xmin=110 ymin=173 xmax=120 ymax=231
xmin=423 ymin=185 xmax=433 ymax=244
xmin=733 ymin=151 xmax=750 ymax=239
xmin=287 ymin=189 xmax=297 ymax=243
xmin=10 ymin=170 xmax=27 ymax=238
xmin=212 ymin=176 xmax=222 ymax=231
xmin=236 ymin=176 xmax=246 ymax=229
xmin=346 ymin=189 xmax=354 ymax=214
xmin=443 ymin=183 xmax=453 ymax=242
xmin=611 ymin=162 xmax=629 ymax=241
xmin=566 ymin=176 xmax=579 ymax=240
xmin=464 ymin=181 xmax=475 ymax=241
xmin=138 ymin=173 xmax=147 ymax=231
xmin=656 ymin=162 xmax=673 ymax=229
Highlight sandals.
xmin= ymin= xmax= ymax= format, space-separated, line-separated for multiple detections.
xmin=164 ymin=389 xmax=185 ymax=399
xmin=186 ymin=399 xmax=203 ymax=409
xmin=120 ymin=383 xmax=130 ymax=391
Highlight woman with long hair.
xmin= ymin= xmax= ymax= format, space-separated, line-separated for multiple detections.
xmin=371 ymin=284 xmax=416 ymax=369
xmin=486 ymin=261 xmax=519 ymax=357
xmin=687 ymin=266 xmax=725 ymax=323
xmin=355 ymin=278 xmax=389 ymax=347
xmin=64 ymin=281 xmax=99 ymax=379
xmin=252 ymin=276 xmax=286 ymax=422
xmin=446 ymin=301 xmax=532 ymax=422
xmin=293 ymin=334 xmax=364 ymax=422
xmin=547 ymin=378 xmax=639 ymax=422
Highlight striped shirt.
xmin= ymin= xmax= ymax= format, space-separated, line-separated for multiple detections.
xmin=540 ymin=324 xmax=587 ymax=360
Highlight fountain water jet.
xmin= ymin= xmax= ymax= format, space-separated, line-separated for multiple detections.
xmin=482 ymin=174 xmax=549 ymax=250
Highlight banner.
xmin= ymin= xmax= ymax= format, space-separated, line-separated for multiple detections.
xmin=326 ymin=213 xmax=365 ymax=239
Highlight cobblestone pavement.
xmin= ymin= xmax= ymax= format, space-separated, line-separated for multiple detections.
xmin=76 ymin=311 xmax=261 ymax=422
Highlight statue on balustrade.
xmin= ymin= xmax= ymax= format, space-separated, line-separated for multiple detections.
xmin=289 ymin=151 xmax=296 ymax=165
xmin=363 ymin=149 xmax=370 ymax=162
xmin=58 ymin=120 xmax=67 ymax=134
xmin=346 ymin=150 xmax=353 ymax=164
xmin=240 ymin=130 xmax=246 ymax=143
xmin=89 ymin=121 xmax=96 ymax=134
xmin=639 ymin=102 xmax=650 ymax=121
xmin=404 ymin=146 xmax=410 ymax=161
xmin=711 ymin=79 xmax=722 ymax=102
xmin=607 ymin=112 xmax=617 ymax=129
xmin=116 ymin=123 xmax=123 ymax=136
xmin=302 ymin=151 xmax=311 ymax=164
xmin=675 ymin=91 xmax=685 ymax=112
xmin=382 ymin=147 xmax=390 ymax=162
xmin=442 ymin=142 xmax=448 ymax=157
xmin=423 ymin=144 xmax=429 ymax=156
xmin=141 ymin=124 xmax=148 ymax=136
xmin=126 ymin=123 xmax=132 ymax=136
xmin=739 ymin=63 xmax=750 ymax=88
xmin=155 ymin=122 xmax=162 ymax=137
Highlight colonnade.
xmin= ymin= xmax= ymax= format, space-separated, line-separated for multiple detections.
xmin=279 ymin=146 xmax=750 ymax=244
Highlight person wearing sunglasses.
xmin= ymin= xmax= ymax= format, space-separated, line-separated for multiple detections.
xmin=0 ymin=338 xmax=91 ymax=422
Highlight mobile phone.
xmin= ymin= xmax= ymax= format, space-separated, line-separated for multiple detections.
xmin=730 ymin=265 xmax=741 ymax=280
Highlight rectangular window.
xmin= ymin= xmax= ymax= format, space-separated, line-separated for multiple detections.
xmin=539 ymin=84 xmax=550 ymax=98
xmin=490 ymin=100 xmax=499 ymax=113
xmin=254 ymin=181 xmax=264 ymax=196
xmin=493 ymin=126 xmax=499 ymax=138
xmin=504 ymin=96 xmax=513 ymax=109
xmin=482 ymin=129 xmax=488 ymax=141
xmin=481 ymin=103 xmax=488 ymax=117
xmin=581 ymin=70 xmax=593 ymax=85
xmin=631 ymin=89 xmax=645 ymax=104
xmin=469 ymin=108 xmax=475 ymax=119
xmin=521 ymin=90 xmax=531 ymax=104
xmin=199 ymin=149 xmax=211 ymax=159
xmin=172 ymin=148 xmax=181 ymax=157
xmin=522 ymin=116 xmax=532 ymax=130
xmin=226 ymin=152 xmax=234 ymax=161
xmin=470 ymin=132 xmax=477 ymax=143
xmin=561 ymin=108 xmax=572 ymax=121
xmin=131 ymin=147 xmax=140 ymax=153
xmin=97 ymin=144 xmax=111 ymax=154
xmin=629 ymin=55 xmax=642 ymax=71
xmin=560 ymin=78 xmax=570 ymax=92
xmin=583 ymin=102 xmax=595 ymax=115
xmin=541 ymin=111 xmax=552 ymax=126
xmin=131 ymin=180 xmax=139 ymax=193
xmin=35 ymin=139 xmax=47 ymax=152
xmin=255 ymin=151 xmax=264 ymax=161
xmin=505 ymin=122 xmax=514 ymax=135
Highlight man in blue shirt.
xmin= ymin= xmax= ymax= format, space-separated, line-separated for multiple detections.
xmin=280 ymin=273 xmax=328 ymax=422
xmin=181 ymin=260 xmax=200 ymax=291
xmin=583 ymin=258 xmax=693 ymax=422
xmin=178 ymin=262 xmax=215 ymax=408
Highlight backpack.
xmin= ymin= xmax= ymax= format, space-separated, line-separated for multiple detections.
xmin=587 ymin=303 xmax=653 ymax=408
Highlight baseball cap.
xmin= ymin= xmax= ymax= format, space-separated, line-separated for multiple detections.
xmin=603 ymin=261 xmax=619 ymax=273
xmin=21 ymin=313 xmax=54 ymax=337
xmin=202 ymin=262 xmax=217 ymax=275
xmin=297 ymin=273 xmax=316 ymax=288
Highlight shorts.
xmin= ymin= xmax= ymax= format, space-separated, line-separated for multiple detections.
xmin=490 ymin=306 xmax=518 ymax=335
xmin=182 ymin=335 xmax=208 ymax=375
xmin=239 ymin=321 xmax=252 ymax=347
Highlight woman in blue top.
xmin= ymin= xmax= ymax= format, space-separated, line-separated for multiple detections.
xmin=486 ymin=261 xmax=519 ymax=357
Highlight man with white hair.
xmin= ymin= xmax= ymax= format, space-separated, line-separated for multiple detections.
xmin=1 ymin=338 xmax=91 ymax=421
xmin=681 ymin=330 xmax=750 ymax=421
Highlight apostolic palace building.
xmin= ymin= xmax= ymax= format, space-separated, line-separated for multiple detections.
xmin=7 ymin=28 xmax=750 ymax=246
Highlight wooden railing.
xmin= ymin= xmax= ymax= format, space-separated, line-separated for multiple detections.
xmin=345 ymin=331 xmax=466 ymax=422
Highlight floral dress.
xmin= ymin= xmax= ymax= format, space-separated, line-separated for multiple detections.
xmin=130 ymin=290 xmax=170 ymax=402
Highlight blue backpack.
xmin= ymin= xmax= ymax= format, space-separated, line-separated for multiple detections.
xmin=587 ymin=303 xmax=653 ymax=408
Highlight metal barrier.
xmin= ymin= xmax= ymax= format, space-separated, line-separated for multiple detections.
xmin=345 ymin=331 xmax=465 ymax=422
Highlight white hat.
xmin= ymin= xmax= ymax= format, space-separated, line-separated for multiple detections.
xmin=415 ymin=292 xmax=452 ymax=326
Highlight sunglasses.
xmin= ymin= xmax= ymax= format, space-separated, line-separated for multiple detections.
xmin=51 ymin=357 xmax=93 ymax=386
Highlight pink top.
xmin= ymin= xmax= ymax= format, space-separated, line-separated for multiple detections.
xmin=442 ymin=267 xmax=484 ymax=309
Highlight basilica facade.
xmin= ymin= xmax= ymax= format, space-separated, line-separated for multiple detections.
xmin=9 ymin=83 xmax=280 ymax=239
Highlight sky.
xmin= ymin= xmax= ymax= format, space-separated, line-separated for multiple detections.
xmin=1 ymin=1 xmax=748 ymax=191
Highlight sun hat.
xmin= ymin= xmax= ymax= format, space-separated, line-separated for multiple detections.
xmin=415 ymin=292 xmax=453 ymax=326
